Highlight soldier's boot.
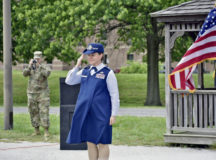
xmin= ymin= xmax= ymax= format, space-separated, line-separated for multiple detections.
xmin=32 ymin=127 xmax=40 ymax=136
xmin=44 ymin=127 xmax=50 ymax=141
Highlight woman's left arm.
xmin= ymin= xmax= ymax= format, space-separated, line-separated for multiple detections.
xmin=106 ymin=70 xmax=120 ymax=125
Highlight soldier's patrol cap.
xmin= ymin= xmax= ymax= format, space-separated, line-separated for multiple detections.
xmin=34 ymin=51 xmax=42 ymax=59
xmin=83 ymin=43 xmax=104 ymax=55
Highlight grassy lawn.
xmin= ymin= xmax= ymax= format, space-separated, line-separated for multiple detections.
xmin=112 ymin=116 xmax=166 ymax=146
xmin=0 ymin=70 xmax=68 ymax=106
xmin=0 ymin=114 xmax=166 ymax=146
xmin=117 ymin=74 xmax=165 ymax=106
xmin=0 ymin=114 xmax=60 ymax=143
xmin=0 ymin=70 xmax=214 ymax=107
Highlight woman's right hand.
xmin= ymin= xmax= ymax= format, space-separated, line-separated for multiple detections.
xmin=75 ymin=54 xmax=84 ymax=67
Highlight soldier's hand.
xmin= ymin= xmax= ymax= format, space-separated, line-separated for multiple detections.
xmin=29 ymin=59 xmax=33 ymax=67
xmin=36 ymin=60 xmax=40 ymax=67
xmin=75 ymin=54 xmax=84 ymax=68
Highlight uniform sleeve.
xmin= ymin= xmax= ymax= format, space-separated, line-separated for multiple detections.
xmin=106 ymin=70 xmax=120 ymax=116
xmin=23 ymin=66 xmax=31 ymax=77
xmin=65 ymin=67 xmax=83 ymax=85
xmin=40 ymin=64 xmax=51 ymax=78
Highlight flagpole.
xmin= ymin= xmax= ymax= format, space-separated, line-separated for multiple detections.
xmin=3 ymin=0 xmax=13 ymax=130
xmin=214 ymin=61 xmax=216 ymax=87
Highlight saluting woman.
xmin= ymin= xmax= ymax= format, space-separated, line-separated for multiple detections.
xmin=65 ymin=43 xmax=120 ymax=160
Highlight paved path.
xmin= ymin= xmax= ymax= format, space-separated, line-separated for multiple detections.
xmin=0 ymin=107 xmax=166 ymax=117
xmin=1 ymin=109 xmax=216 ymax=160
xmin=0 ymin=141 xmax=216 ymax=160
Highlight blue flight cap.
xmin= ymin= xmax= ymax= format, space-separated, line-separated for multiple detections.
xmin=83 ymin=43 xmax=104 ymax=54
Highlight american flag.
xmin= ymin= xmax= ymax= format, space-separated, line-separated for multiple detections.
xmin=169 ymin=8 xmax=216 ymax=92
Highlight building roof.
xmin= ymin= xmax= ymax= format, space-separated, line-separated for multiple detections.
xmin=150 ymin=0 xmax=215 ymax=22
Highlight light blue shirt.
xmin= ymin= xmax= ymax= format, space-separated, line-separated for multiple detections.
xmin=65 ymin=63 xmax=120 ymax=116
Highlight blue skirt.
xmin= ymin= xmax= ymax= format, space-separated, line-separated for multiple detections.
xmin=66 ymin=101 xmax=112 ymax=145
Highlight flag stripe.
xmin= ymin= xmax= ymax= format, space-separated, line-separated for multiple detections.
xmin=195 ymin=29 xmax=216 ymax=43
xmin=175 ymin=72 xmax=181 ymax=89
xmin=178 ymin=46 xmax=216 ymax=66
xmin=188 ymin=35 xmax=216 ymax=52
xmin=170 ymin=75 xmax=176 ymax=89
xmin=184 ymin=41 xmax=216 ymax=58
xmin=186 ymin=78 xmax=195 ymax=90
xmin=179 ymin=47 xmax=216 ymax=65
xmin=175 ymin=33 xmax=216 ymax=69
xmin=172 ymin=52 xmax=216 ymax=73
xmin=180 ymin=71 xmax=185 ymax=89
xmin=184 ymin=68 xmax=189 ymax=80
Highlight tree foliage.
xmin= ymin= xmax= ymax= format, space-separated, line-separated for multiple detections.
xmin=159 ymin=34 xmax=194 ymax=62
xmin=12 ymin=0 xmax=83 ymax=63
xmin=172 ymin=34 xmax=194 ymax=62
xmin=0 ymin=0 xmax=191 ymax=63
xmin=1 ymin=0 xmax=192 ymax=106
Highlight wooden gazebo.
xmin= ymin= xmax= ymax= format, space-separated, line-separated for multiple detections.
xmin=151 ymin=0 xmax=216 ymax=145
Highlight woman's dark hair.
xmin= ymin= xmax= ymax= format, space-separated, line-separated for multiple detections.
xmin=98 ymin=52 xmax=104 ymax=61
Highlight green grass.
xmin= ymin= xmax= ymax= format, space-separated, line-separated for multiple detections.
xmin=112 ymin=116 xmax=166 ymax=146
xmin=0 ymin=114 xmax=60 ymax=142
xmin=117 ymin=74 xmax=166 ymax=106
xmin=0 ymin=70 xmax=68 ymax=106
xmin=0 ymin=70 xmax=215 ymax=107
xmin=0 ymin=114 xmax=166 ymax=146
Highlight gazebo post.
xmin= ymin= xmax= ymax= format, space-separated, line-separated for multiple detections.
xmin=165 ymin=24 xmax=172 ymax=134
xmin=198 ymin=63 xmax=204 ymax=89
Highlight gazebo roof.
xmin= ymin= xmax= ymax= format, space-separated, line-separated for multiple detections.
xmin=150 ymin=0 xmax=215 ymax=23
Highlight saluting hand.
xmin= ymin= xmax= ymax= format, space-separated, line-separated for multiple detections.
xmin=75 ymin=54 xmax=84 ymax=68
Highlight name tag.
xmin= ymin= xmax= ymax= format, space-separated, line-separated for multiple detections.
xmin=81 ymin=75 xmax=87 ymax=78
xmin=96 ymin=73 xmax=105 ymax=79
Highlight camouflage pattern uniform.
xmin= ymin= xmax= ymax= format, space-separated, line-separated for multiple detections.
xmin=23 ymin=64 xmax=51 ymax=128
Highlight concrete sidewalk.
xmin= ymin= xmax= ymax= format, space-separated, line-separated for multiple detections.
xmin=0 ymin=141 xmax=216 ymax=160
xmin=0 ymin=107 xmax=166 ymax=117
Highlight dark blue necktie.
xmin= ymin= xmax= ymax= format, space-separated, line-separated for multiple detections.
xmin=91 ymin=67 xmax=97 ymax=72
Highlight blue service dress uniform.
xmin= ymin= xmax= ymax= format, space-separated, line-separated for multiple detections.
xmin=66 ymin=66 xmax=112 ymax=144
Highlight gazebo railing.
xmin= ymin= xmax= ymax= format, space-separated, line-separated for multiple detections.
xmin=169 ymin=22 xmax=202 ymax=32
xmin=170 ymin=89 xmax=216 ymax=134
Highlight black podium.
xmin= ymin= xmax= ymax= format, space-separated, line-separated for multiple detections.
xmin=59 ymin=77 xmax=87 ymax=150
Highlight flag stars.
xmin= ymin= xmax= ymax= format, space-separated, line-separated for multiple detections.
xmin=198 ymin=9 xmax=216 ymax=41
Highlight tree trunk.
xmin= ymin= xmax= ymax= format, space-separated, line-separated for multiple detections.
xmin=144 ymin=18 xmax=162 ymax=106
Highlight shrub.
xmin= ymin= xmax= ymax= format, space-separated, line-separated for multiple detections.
xmin=120 ymin=61 xmax=147 ymax=74
xmin=120 ymin=61 xmax=165 ymax=74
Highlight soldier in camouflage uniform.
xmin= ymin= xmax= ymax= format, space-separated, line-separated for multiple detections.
xmin=23 ymin=51 xmax=51 ymax=140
